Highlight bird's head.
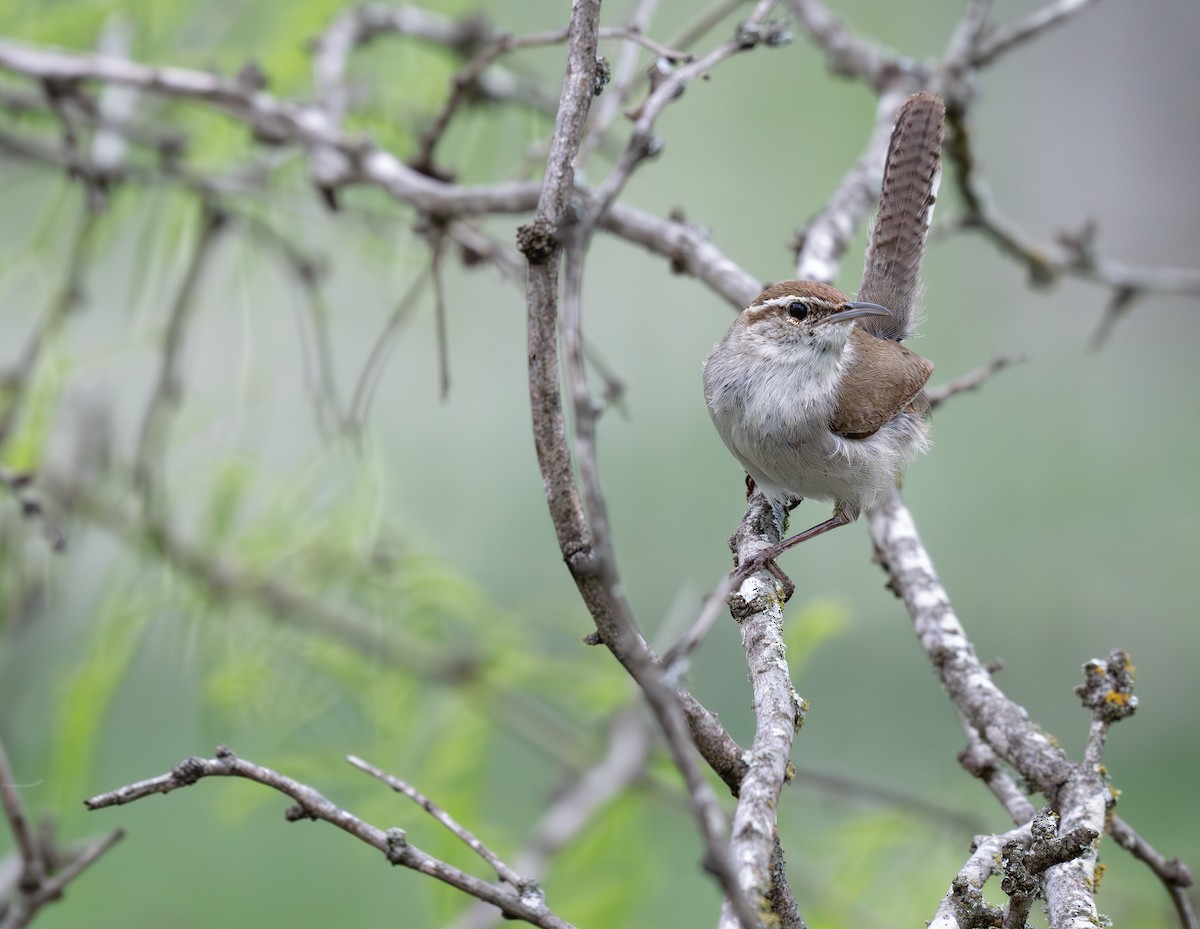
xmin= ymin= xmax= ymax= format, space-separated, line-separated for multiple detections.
xmin=739 ymin=280 xmax=891 ymax=358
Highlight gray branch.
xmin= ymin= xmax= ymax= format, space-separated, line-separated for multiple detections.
xmin=84 ymin=746 xmax=575 ymax=929
xmin=0 ymin=737 xmax=124 ymax=929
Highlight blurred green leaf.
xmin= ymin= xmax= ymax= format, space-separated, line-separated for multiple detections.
xmin=49 ymin=583 xmax=156 ymax=806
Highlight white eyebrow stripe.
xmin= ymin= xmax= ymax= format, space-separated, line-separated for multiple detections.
xmin=746 ymin=295 xmax=840 ymax=312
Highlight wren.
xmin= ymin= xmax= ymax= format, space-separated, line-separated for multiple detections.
xmin=702 ymin=92 xmax=945 ymax=575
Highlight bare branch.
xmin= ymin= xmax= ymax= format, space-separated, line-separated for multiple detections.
xmin=0 ymin=740 xmax=39 ymax=893
xmin=348 ymin=756 xmax=527 ymax=889
xmin=971 ymin=0 xmax=1104 ymax=67
xmin=518 ymin=4 xmax=753 ymax=924
xmin=85 ymin=746 xmax=576 ymax=929
xmin=0 ymin=467 xmax=66 ymax=551
xmin=429 ymin=225 xmax=452 ymax=399
xmin=794 ymin=85 xmax=920 ymax=284
xmin=943 ymin=105 xmax=1200 ymax=337
xmin=942 ymin=0 xmax=994 ymax=70
xmin=1075 ymin=649 xmax=1138 ymax=769
xmin=925 ymin=354 xmax=1023 ymax=411
xmin=347 ymin=269 xmax=431 ymax=429
xmin=448 ymin=706 xmax=653 ymax=929
xmin=53 ymin=476 xmax=473 ymax=680
xmin=1003 ymin=808 xmax=1099 ymax=929
xmin=1109 ymin=816 xmax=1198 ymax=929
xmin=786 ymin=0 xmax=914 ymax=88
xmin=957 ymin=720 xmax=1037 ymax=825
xmin=929 ymin=824 xmax=1028 ymax=929
xmin=868 ymin=490 xmax=1106 ymax=926
xmin=718 ymin=493 xmax=806 ymax=929
xmin=580 ymin=0 xmax=662 ymax=163
xmin=601 ymin=203 xmax=760 ymax=307
xmin=661 ymin=573 xmax=737 ymax=676
xmin=584 ymin=4 xmax=790 ymax=230
xmin=133 ymin=202 xmax=227 ymax=516
xmin=0 ymin=200 xmax=99 ymax=454
xmin=0 ymin=736 xmax=124 ymax=929
xmin=677 ymin=691 xmax=749 ymax=796
xmin=668 ymin=0 xmax=753 ymax=51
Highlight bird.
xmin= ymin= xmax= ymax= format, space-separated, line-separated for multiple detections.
xmin=702 ymin=92 xmax=944 ymax=577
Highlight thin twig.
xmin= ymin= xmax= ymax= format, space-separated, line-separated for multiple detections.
xmin=1109 ymin=815 xmax=1198 ymax=929
xmin=347 ymin=269 xmax=431 ymax=429
xmin=447 ymin=706 xmax=653 ymax=929
xmin=410 ymin=21 xmax=690 ymax=178
xmin=347 ymin=755 xmax=526 ymax=888
xmin=580 ymin=0 xmax=662 ymax=164
xmin=0 ymin=199 xmax=99 ymax=453
xmin=85 ymin=747 xmax=575 ymax=929
xmin=925 ymin=354 xmax=1023 ymax=411
xmin=429 ymin=226 xmax=452 ymax=400
xmin=787 ymin=0 xmax=912 ymax=88
xmin=0 ymin=467 xmax=66 ymax=551
xmin=133 ymin=202 xmax=227 ymax=517
xmin=584 ymin=2 xmax=789 ymax=231
xmin=0 ymin=739 xmax=39 ymax=892
xmin=942 ymin=0 xmax=994 ymax=69
xmin=795 ymin=85 xmax=920 ymax=284
xmin=0 ymin=736 xmax=124 ymax=929
xmin=943 ymin=104 xmax=1200 ymax=339
xmin=668 ymin=0 xmax=752 ymax=51
xmin=957 ymin=717 xmax=1037 ymax=825
xmin=661 ymin=573 xmax=737 ymax=676
xmin=970 ymin=0 xmax=1104 ymax=67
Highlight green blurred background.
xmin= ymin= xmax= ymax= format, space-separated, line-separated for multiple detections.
xmin=1 ymin=0 xmax=1197 ymax=926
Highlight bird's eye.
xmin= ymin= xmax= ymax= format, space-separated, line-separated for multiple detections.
xmin=787 ymin=300 xmax=809 ymax=320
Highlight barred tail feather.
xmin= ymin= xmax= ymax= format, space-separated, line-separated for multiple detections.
xmin=858 ymin=92 xmax=945 ymax=342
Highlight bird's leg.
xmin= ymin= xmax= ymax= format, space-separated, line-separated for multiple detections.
xmin=773 ymin=511 xmax=851 ymax=556
xmin=731 ymin=510 xmax=853 ymax=596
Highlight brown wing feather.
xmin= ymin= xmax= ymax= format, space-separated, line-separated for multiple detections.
xmin=830 ymin=328 xmax=934 ymax=438
xmin=857 ymin=92 xmax=945 ymax=342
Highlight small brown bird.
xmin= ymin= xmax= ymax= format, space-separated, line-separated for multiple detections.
xmin=703 ymin=93 xmax=945 ymax=572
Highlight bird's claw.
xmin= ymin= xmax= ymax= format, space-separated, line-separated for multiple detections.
xmin=732 ymin=548 xmax=795 ymax=602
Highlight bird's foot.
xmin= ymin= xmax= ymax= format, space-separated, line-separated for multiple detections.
xmin=730 ymin=512 xmax=853 ymax=603
xmin=731 ymin=547 xmax=796 ymax=602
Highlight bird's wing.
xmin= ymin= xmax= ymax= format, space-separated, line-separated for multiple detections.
xmin=830 ymin=328 xmax=933 ymax=438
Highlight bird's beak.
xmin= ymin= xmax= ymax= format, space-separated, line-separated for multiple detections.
xmin=821 ymin=301 xmax=892 ymax=325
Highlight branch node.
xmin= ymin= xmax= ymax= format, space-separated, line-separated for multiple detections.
xmin=1075 ymin=649 xmax=1138 ymax=723
xmin=170 ymin=756 xmax=209 ymax=786
xmin=385 ymin=826 xmax=408 ymax=864
xmin=284 ymin=804 xmax=315 ymax=822
xmin=734 ymin=19 xmax=792 ymax=50
xmin=593 ymin=56 xmax=611 ymax=96
xmin=950 ymin=873 xmax=1004 ymax=928
xmin=516 ymin=219 xmax=557 ymax=264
